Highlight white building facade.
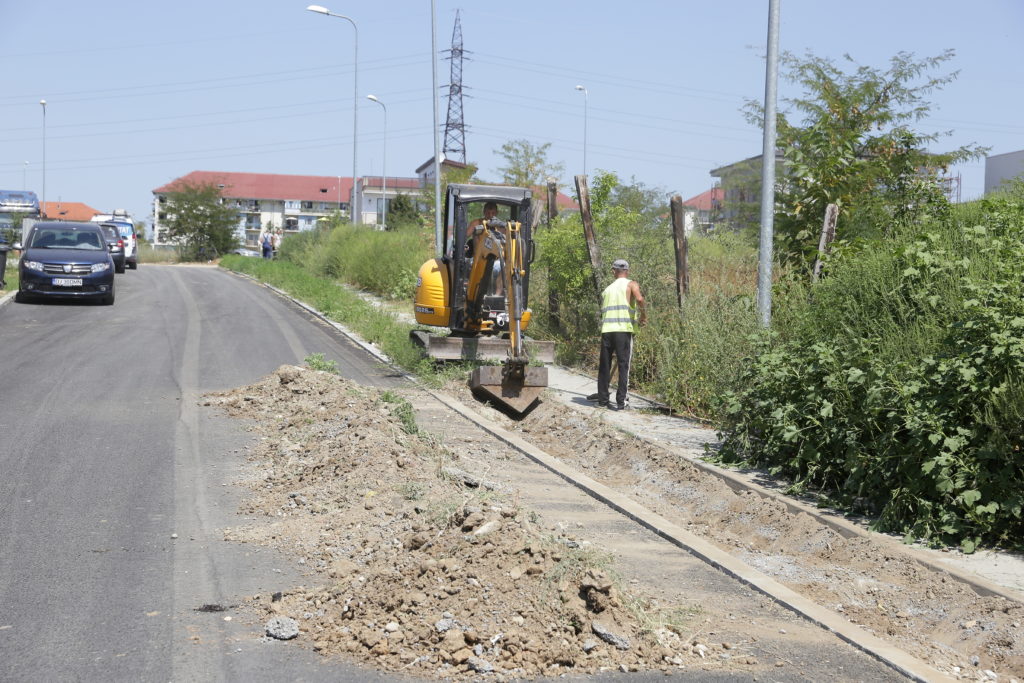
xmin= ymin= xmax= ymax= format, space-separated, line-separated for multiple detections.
xmin=985 ymin=150 xmax=1024 ymax=195
xmin=151 ymin=170 xmax=423 ymax=246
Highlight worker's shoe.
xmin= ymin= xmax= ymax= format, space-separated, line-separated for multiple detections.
xmin=586 ymin=393 xmax=601 ymax=402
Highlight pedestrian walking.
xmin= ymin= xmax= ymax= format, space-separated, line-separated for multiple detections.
xmin=260 ymin=228 xmax=273 ymax=259
xmin=588 ymin=259 xmax=646 ymax=410
xmin=272 ymin=229 xmax=282 ymax=258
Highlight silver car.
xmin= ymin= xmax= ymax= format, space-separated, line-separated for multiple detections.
xmin=98 ymin=223 xmax=126 ymax=273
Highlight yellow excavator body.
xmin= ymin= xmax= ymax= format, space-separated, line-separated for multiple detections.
xmin=412 ymin=184 xmax=552 ymax=415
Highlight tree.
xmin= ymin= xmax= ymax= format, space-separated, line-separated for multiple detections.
xmin=162 ymin=180 xmax=240 ymax=259
xmin=419 ymin=162 xmax=479 ymax=229
xmin=387 ymin=193 xmax=421 ymax=230
xmin=745 ymin=50 xmax=985 ymax=266
xmin=494 ymin=139 xmax=565 ymax=188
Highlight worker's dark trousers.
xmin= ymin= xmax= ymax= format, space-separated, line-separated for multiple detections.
xmin=597 ymin=331 xmax=633 ymax=406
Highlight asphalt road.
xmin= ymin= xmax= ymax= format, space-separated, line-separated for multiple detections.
xmin=0 ymin=265 xmax=404 ymax=682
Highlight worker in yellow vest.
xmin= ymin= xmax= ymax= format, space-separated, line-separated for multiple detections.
xmin=589 ymin=258 xmax=646 ymax=410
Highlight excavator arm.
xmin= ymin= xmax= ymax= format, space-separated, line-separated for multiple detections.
xmin=468 ymin=218 xmax=547 ymax=413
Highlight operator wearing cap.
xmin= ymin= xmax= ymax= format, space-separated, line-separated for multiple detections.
xmin=591 ymin=258 xmax=646 ymax=410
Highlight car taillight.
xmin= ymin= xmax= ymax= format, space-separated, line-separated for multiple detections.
xmin=118 ymin=239 xmax=124 ymax=248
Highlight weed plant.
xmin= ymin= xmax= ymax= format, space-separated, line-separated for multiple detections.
xmin=304 ymin=352 xmax=339 ymax=374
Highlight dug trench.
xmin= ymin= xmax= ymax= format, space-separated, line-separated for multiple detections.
xmin=205 ymin=366 xmax=1023 ymax=681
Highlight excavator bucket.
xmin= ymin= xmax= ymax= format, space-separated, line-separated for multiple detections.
xmin=469 ymin=365 xmax=548 ymax=415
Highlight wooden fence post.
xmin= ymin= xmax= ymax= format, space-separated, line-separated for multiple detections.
xmin=546 ymin=179 xmax=561 ymax=332
xmin=669 ymin=195 xmax=690 ymax=311
xmin=811 ymin=203 xmax=839 ymax=283
xmin=574 ymin=174 xmax=603 ymax=304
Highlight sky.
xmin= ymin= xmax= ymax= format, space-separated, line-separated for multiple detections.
xmin=1 ymin=0 xmax=1022 ymax=228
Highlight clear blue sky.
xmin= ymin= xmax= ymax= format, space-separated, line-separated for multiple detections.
xmin=1 ymin=1 xmax=1021 ymax=227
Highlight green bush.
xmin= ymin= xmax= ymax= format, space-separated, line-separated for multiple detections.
xmin=716 ymin=185 xmax=1024 ymax=550
xmin=278 ymin=221 xmax=433 ymax=300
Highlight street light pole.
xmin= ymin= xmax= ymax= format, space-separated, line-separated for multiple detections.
xmin=23 ymin=161 xmax=28 ymax=191
xmin=574 ymin=85 xmax=588 ymax=177
xmin=40 ymin=99 xmax=46 ymax=218
xmin=431 ymin=0 xmax=442 ymax=254
xmin=306 ymin=5 xmax=360 ymax=225
xmin=367 ymin=95 xmax=387 ymax=229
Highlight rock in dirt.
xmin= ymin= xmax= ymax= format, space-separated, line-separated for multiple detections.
xmin=266 ymin=616 xmax=300 ymax=640
xmin=467 ymin=656 xmax=494 ymax=673
xmin=592 ymin=621 xmax=630 ymax=650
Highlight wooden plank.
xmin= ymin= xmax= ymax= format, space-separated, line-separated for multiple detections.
xmin=669 ymin=195 xmax=690 ymax=310
xmin=546 ymin=179 xmax=561 ymax=333
xmin=811 ymin=203 xmax=839 ymax=283
xmin=574 ymin=174 xmax=603 ymax=304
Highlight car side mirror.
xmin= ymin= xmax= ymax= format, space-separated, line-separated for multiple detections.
xmin=11 ymin=242 xmax=22 ymax=251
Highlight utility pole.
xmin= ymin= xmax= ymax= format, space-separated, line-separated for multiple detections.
xmin=757 ymin=0 xmax=781 ymax=327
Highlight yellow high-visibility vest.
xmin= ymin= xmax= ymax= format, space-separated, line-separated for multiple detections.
xmin=601 ymin=278 xmax=635 ymax=333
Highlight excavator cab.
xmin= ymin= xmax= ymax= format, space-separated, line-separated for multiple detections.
xmin=413 ymin=184 xmax=552 ymax=414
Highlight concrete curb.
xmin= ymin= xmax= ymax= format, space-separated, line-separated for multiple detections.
xmin=426 ymin=388 xmax=950 ymax=683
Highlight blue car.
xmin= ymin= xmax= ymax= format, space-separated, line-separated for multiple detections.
xmin=15 ymin=221 xmax=115 ymax=305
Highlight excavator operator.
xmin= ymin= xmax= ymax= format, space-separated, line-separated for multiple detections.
xmin=467 ymin=201 xmax=506 ymax=296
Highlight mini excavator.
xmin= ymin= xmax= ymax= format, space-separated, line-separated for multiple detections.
xmin=411 ymin=184 xmax=554 ymax=414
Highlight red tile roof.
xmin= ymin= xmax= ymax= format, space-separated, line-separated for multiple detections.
xmin=41 ymin=201 xmax=102 ymax=221
xmin=152 ymin=171 xmax=354 ymax=203
xmin=681 ymin=187 xmax=723 ymax=212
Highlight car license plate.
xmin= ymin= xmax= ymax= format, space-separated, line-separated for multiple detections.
xmin=53 ymin=278 xmax=83 ymax=287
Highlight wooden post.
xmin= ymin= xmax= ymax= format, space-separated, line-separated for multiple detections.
xmin=546 ymin=179 xmax=561 ymax=332
xmin=546 ymin=180 xmax=557 ymax=223
xmin=811 ymin=203 xmax=839 ymax=283
xmin=669 ymin=195 xmax=690 ymax=311
xmin=574 ymin=174 xmax=603 ymax=304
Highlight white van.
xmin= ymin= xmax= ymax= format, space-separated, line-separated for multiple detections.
xmin=91 ymin=209 xmax=138 ymax=269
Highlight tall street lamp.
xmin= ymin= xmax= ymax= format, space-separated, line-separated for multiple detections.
xmin=431 ymin=0 xmax=442 ymax=253
xmin=574 ymin=85 xmax=588 ymax=177
xmin=23 ymin=161 xmax=28 ymax=191
xmin=40 ymin=99 xmax=47 ymax=218
xmin=306 ymin=5 xmax=360 ymax=225
xmin=366 ymin=95 xmax=387 ymax=229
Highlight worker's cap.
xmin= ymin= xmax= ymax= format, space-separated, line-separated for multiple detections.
xmin=611 ymin=259 xmax=629 ymax=271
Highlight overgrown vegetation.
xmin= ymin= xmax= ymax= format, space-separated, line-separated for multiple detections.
xmin=716 ymin=182 xmax=1024 ymax=551
xmin=530 ymin=170 xmax=759 ymax=417
xmin=278 ymin=218 xmax=433 ymax=300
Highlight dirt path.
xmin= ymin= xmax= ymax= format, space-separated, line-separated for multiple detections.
xmin=205 ymin=367 xmax=912 ymax=681
xmin=444 ymin=382 xmax=1024 ymax=682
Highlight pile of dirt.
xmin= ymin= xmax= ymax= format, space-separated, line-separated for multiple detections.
xmin=205 ymin=366 xmax=718 ymax=679
xmin=464 ymin=391 xmax=1024 ymax=680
